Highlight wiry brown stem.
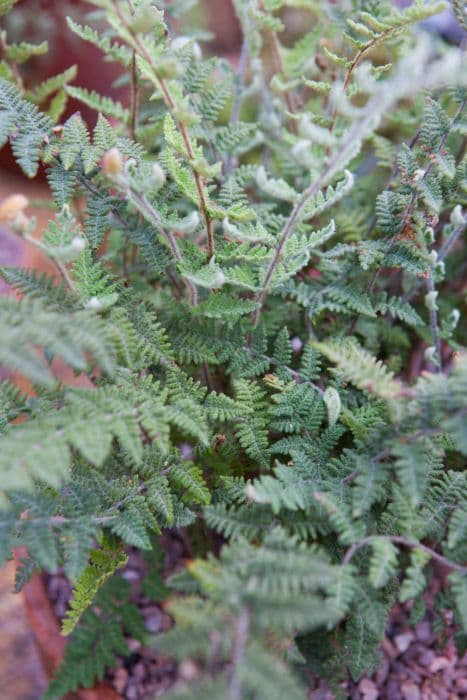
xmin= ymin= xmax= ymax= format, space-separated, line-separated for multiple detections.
xmin=129 ymin=50 xmax=139 ymax=140
xmin=119 ymin=11 xmax=214 ymax=259
xmin=252 ymin=165 xmax=332 ymax=325
xmin=343 ymin=535 xmax=467 ymax=574
xmin=128 ymin=189 xmax=198 ymax=306
xmin=259 ymin=0 xmax=298 ymax=133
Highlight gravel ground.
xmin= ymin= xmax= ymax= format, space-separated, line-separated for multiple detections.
xmin=44 ymin=539 xmax=467 ymax=700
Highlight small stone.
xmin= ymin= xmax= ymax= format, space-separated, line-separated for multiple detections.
xmin=179 ymin=659 xmax=199 ymax=681
xmin=375 ymin=654 xmax=390 ymax=685
xmin=113 ymin=667 xmax=128 ymax=694
xmin=401 ymin=681 xmax=420 ymax=700
xmin=382 ymin=637 xmax=398 ymax=659
xmin=145 ymin=612 xmax=163 ymax=633
xmin=358 ymin=677 xmax=378 ymax=700
xmin=414 ymin=621 xmax=431 ymax=642
xmin=455 ymin=678 xmax=467 ymax=693
xmin=133 ymin=661 xmax=146 ymax=680
xmin=160 ymin=612 xmax=172 ymax=631
xmin=126 ymin=683 xmax=138 ymax=700
xmin=128 ymin=638 xmax=142 ymax=653
xmin=417 ymin=649 xmax=436 ymax=667
xmin=429 ymin=656 xmax=450 ymax=673
xmin=394 ymin=632 xmax=414 ymax=654
xmin=386 ymin=678 xmax=403 ymax=700
xmin=291 ymin=336 xmax=303 ymax=352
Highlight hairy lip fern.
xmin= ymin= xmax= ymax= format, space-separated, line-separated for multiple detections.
xmin=0 ymin=0 xmax=466 ymax=698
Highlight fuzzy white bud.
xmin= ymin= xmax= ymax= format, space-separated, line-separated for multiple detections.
xmin=0 ymin=193 xmax=29 ymax=224
xmin=246 ymin=482 xmax=258 ymax=502
xmin=85 ymin=296 xmax=103 ymax=311
xmin=413 ymin=168 xmax=425 ymax=182
xmin=449 ymin=308 xmax=460 ymax=329
xmin=323 ymin=386 xmax=341 ymax=427
xmin=151 ymin=162 xmax=166 ymax=191
xmin=424 ymin=290 xmax=438 ymax=311
xmin=429 ymin=250 xmax=438 ymax=265
xmin=450 ymin=204 xmax=465 ymax=227
xmin=176 ymin=211 xmax=200 ymax=234
xmin=71 ymin=236 xmax=87 ymax=252
xmin=102 ymin=147 xmax=123 ymax=176
xmin=424 ymin=346 xmax=438 ymax=364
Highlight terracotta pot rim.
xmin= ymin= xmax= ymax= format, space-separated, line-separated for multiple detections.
xmin=14 ymin=550 xmax=121 ymax=700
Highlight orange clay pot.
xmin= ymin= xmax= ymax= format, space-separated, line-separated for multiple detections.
xmin=14 ymin=550 xmax=122 ymax=700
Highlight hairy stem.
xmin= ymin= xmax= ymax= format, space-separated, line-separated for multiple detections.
xmin=128 ymin=189 xmax=198 ymax=305
xmin=426 ymin=272 xmax=442 ymax=372
xmin=252 ymin=167 xmax=331 ymax=324
xmin=225 ymin=37 xmax=249 ymax=177
xmin=366 ymin=98 xmax=465 ymax=297
xmin=259 ymin=0 xmax=298 ymax=132
xmin=229 ymin=607 xmax=250 ymax=700
xmin=119 ymin=11 xmax=214 ymax=259
xmin=402 ymin=219 xmax=466 ymax=304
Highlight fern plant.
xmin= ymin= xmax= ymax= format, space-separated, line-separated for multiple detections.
xmin=0 ymin=0 xmax=466 ymax=698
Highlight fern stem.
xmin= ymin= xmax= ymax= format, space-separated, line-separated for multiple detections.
xmin=23 ymin=233 xmax=75 ymax=292
xmin=343 ymin=535 xmax=467 ymax=574
xmin=252 ymin=168 xmax=330 ymax=324
xmin=401 ymin=219 xmax=466 ymax=304
xmin=225 ymin=37 xmax=249 ymax=177
xmin=119 ymin=10 xmax=215 ymax=259
xmin=366 ymin=98 xmax=465 ymax=298
xmin=259 ymin=1 xmax=298 ymax=133
xmin=129 ymin=50 xmax=138 ymax=141
xmin=426 ymin=272 xmax=442 ymax=372
xmin=0 ymin=32 xmax=24 ymax=93
xmin=229 ymin=607 xmax=250 ymax=700
xmin=252 ymin=67 xmax=418 ymax=324
xmin=364 ymin=129 xmax=421 ymax=239
xmin=126 ymin=189 xmax=198 ymax=305
xmin=329 ymin=27 xmax=397 ymax=134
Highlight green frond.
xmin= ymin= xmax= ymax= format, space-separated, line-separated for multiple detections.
xmin=314 ymin=340 xmax=400 ymax=402
xmin=62 ymin=546 xmax=128 ymax=635
xmin=0 ymin=297 xmax=118 ymax=386
xmin=399 ymin=548 xmax=430 ymax=603
xmin=369 ymin=540 xmax=398 ymax=589
xmin=65 ymin=85 xmax=130 ymax=125
xmin=0 ymin=77 xmax=52 ymax=175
